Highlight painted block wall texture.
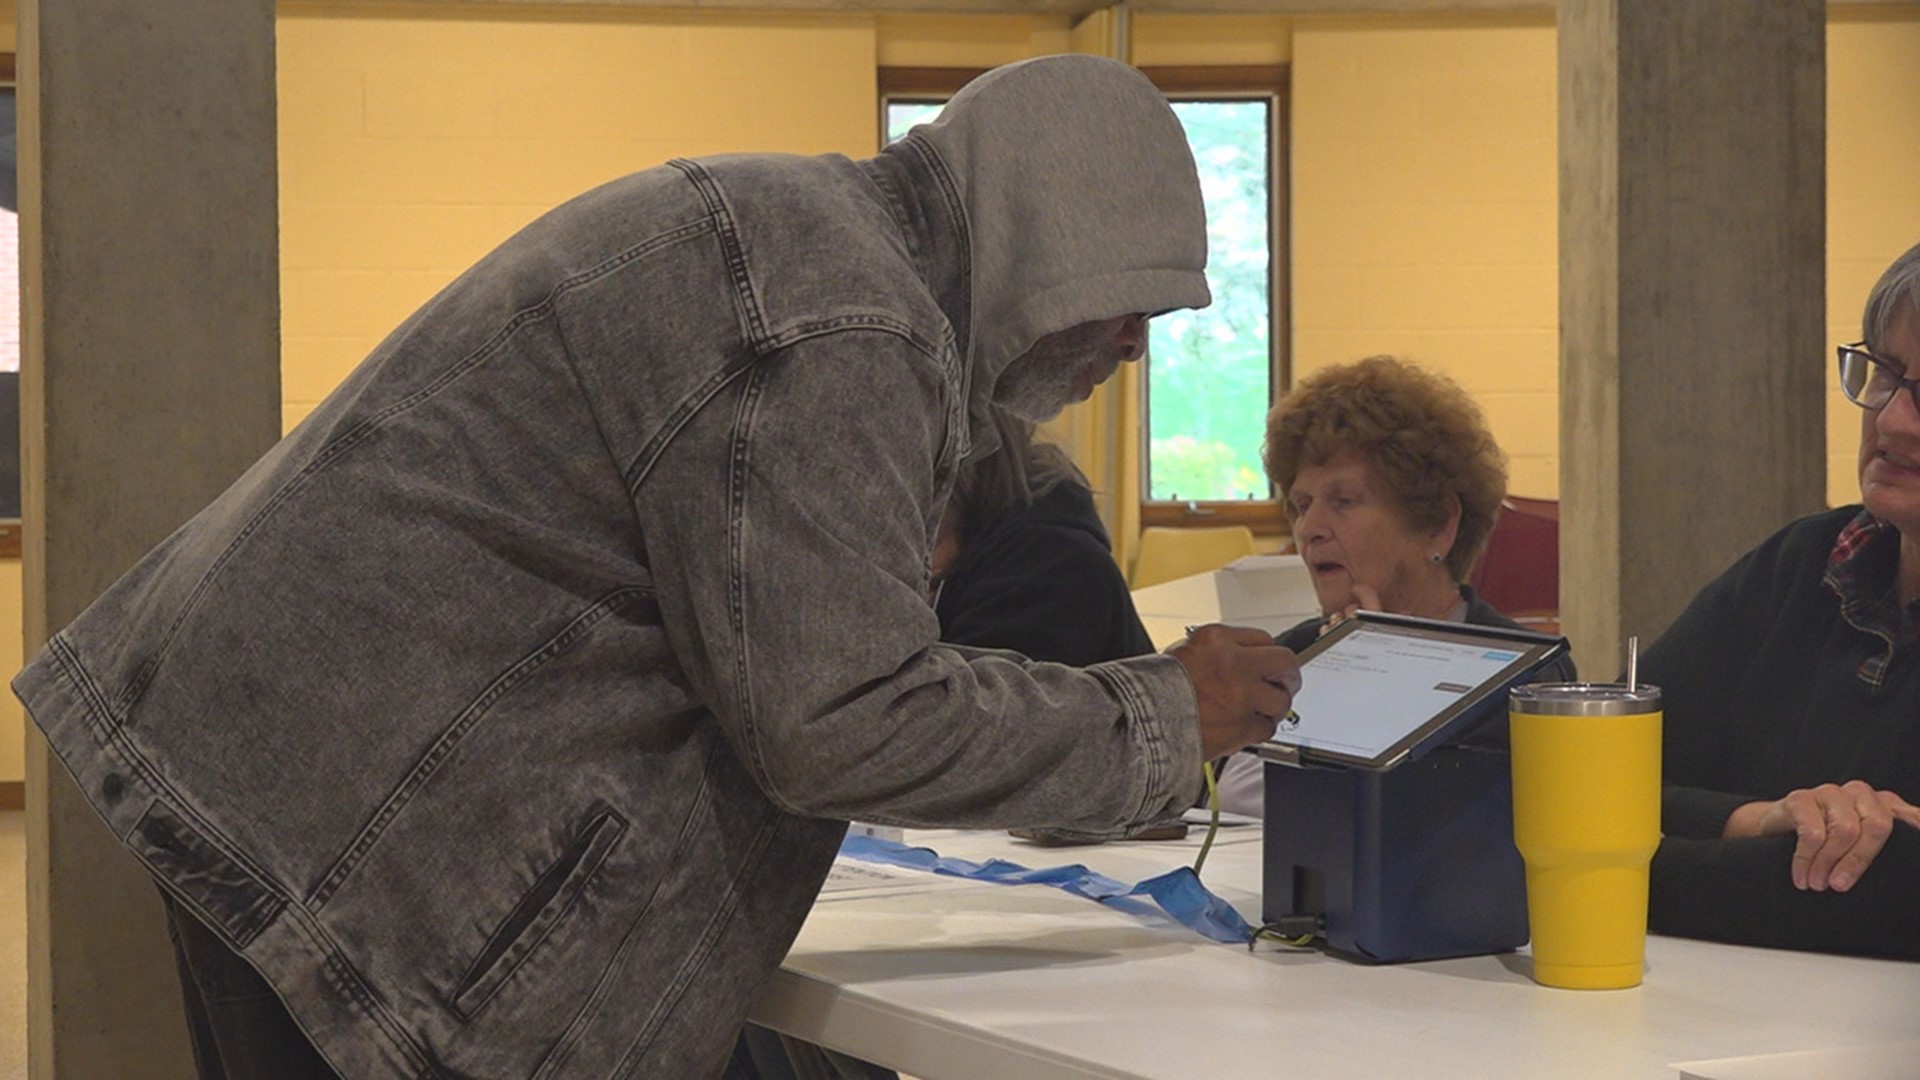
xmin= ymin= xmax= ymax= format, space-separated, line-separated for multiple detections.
xmin=1131 ymin=14 xmax=1293 ymax=67
xmin=1826 ymin=13 xmax=1920 ymax=508
xmin=276 ymin=9 xmax=879 ymax=432
xmin=1291 ymin=11 xmax=1920 ymax=509
xmin=269 ymin=7 xmax=1920 ymax=507
xmin=1290 ymin=15 xmax=1561 ymax=500
xmin=2 ymin=10 xmax=1913 ymax=786
xmin=875 ymin=14 xmax=1071 ymax=66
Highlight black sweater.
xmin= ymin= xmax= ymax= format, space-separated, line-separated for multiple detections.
xmin=1642 ymin=506 xmax=1920 ymax=960
xmin=1273 ymin=584 xmax=1578 ymax=685
xmin=934 ymin=481 xmax=1155 ymax=666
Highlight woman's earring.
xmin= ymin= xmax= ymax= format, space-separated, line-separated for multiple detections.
xmin=1430 ymin=552 xmax=1444 ymax=564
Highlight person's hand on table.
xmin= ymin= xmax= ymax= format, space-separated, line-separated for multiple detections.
xmin=1168 ymin=624 xmax=1302 ymax=760
xmin=1723 ymin=780 xmax=1920 ymax=892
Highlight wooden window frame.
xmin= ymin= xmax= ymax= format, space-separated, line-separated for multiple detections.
xmin=1135 ymin=65 xmax=1289 ymax=538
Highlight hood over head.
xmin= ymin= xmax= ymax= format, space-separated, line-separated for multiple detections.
xmin=895 ymin=55 xmax=1211 ymax=426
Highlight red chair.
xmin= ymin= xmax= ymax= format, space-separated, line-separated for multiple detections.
xmin=1470 ymin=495 xmax=1559 ymax=629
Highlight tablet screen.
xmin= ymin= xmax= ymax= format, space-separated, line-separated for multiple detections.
xmin=1258 ymin=613 xmax=1566 ymax=770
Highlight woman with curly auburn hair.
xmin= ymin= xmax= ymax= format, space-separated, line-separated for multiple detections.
xmin=1267 ymin=354 xmax=1509 ymax=617
xmin=1211 ymin=355 xmax=1574 ymax=815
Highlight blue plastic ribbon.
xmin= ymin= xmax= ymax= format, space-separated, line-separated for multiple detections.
xmin=838 ymin=834 xmax=1255 ymax=944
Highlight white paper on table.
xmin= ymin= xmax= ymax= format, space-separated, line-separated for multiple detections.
xmin=815 ymin=855 xmax=975 ymax=902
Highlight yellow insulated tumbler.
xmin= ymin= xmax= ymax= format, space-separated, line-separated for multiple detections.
xmin=1508 ymin=682 xmax=1662 ymax=989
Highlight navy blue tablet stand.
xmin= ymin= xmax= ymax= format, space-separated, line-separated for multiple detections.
xmin=1260 ymin=724 xmax=1528 ymax=963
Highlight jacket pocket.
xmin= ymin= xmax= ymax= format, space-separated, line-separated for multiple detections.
xmin=452 ymin=804 xmax=629 ymax=1021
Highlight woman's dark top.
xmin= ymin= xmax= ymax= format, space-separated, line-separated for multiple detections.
xmin=1272 ymin=584 xmax=1578 ymax=685
xmin=1641 ymin=506 xmax=1920 ymax=960
xmin=935 ymin=480 xmax=1155 ymax=666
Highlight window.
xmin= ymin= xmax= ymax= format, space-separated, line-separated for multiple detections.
xmin=879 ymin=67 xmax=971 ymax=144
xmin=1139 ymin=69 xmax=1284 ymax=534
xmin=880 ymin=65 xmax=1289 ymax=537
xmin=883 ymin=100 xmax=942 ymax=143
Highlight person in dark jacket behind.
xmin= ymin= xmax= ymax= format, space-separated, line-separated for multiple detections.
xmin=12 ymin=56 xmax=1303 ymax=1079
xmin=1211 ymin=355 xmax=1576 ymax=816
xmin=1643 ymin=242 xmax=1920 ymax=961
xmin=932 ymin=409 xmax=1155 ymax=666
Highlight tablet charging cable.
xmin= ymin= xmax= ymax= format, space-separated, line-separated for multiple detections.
xmin=1193 ymin=760 xmax=1223 ymax=878
xmin=1194 ymin=760 xmax=1322 ymax=950
xmin=1252 ymin=914 xmax=1324 ymax=949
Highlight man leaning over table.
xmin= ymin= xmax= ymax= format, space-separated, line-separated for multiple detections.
xmin=1645 ymin=240 xmax=1920 ymax=961
xmin=12 ymin=55 xmax=1302 ymax=1079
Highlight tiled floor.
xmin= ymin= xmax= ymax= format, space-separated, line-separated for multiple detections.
xmin=1 ymin=812 xmax=25 ymax=1079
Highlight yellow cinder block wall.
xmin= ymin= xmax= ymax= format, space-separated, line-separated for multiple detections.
xmin=1132 ymin=13 xmax=1291 ymax=66
xmin=2 ymin=8 xmax=1916 ymax=785
xmin=1826 ymin=8 xmax=1920 ymax=506
xmin=876 ymin=13 xmax=1073 ymax=64
xmin=1290 ymin=13 xmax=1561 ymax=499
xmin=276 ymin=3 xmax=882 ymax=432
xmin=1289 ymin=8 xmax=1920 ymax=509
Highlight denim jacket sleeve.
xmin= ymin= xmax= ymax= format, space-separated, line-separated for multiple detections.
xmin=632 ymin=328 xmax=1202 ymax=834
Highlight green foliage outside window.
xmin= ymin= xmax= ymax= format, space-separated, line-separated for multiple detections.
xmin=885 ymin=103 xmax=942 ymax=144
xmin=1148 ymin=100 xmax=1272 ymax=502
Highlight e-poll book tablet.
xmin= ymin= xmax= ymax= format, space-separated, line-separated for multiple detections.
xmin=1255 ymin=611 xmax=1568 ymax=771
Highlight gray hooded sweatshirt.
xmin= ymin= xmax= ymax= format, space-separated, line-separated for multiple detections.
xmin=15 ymin=55 xmax=1211 ymax=1078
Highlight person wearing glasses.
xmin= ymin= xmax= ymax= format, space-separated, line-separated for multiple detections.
xmin=1641 ymin=241 xmax=1920 ymax=961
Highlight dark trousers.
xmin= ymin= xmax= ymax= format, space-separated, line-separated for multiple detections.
xmin=725 ymin=1023 xmax=899 ymax=1080
xmin=159 ymin=890 xmax=340 ymax=1080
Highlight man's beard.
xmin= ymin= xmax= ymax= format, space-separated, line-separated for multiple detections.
xmin=992 ymin=322 xmax=1115 ymax=423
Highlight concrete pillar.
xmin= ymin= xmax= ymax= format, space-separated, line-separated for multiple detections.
xmin=1558 ymin=0 xmax=1826 ymax=673
xmin=20 ymin=1 xmax=279 ymax=1076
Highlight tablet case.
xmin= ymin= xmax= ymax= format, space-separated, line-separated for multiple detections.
xmin=1261 ymin=739 xmax=1528 ymax=963
xmin=1258 ymin=613 xmax=1561 ymax=962
xmin=1255 ymin=611 xmax=1567 ymax=771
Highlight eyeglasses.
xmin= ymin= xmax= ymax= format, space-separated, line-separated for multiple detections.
xmin=1837 ymin=343 xmax=1920 ymax=414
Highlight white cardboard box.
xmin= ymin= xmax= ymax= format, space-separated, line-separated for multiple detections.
xmin=1130 ymin=554 xmax=1321 ymax=648
xmin=1213 ymin=554 xmax=1320 ymax=636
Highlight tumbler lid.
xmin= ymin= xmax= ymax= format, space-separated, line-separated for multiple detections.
xmin=1509 ymin=681 xmax=1662 ymax=716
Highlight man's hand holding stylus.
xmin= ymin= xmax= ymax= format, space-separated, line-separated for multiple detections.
xmin=1170 ymin=624 xmax=1303 ymax=761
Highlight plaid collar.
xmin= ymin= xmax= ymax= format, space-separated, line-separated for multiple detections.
xmin=1823 ymin=509 xmax=1920 ymax=685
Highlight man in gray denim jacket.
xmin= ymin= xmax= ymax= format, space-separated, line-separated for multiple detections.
xmin=15 ymin=56 xmax=1301 ymax=1078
